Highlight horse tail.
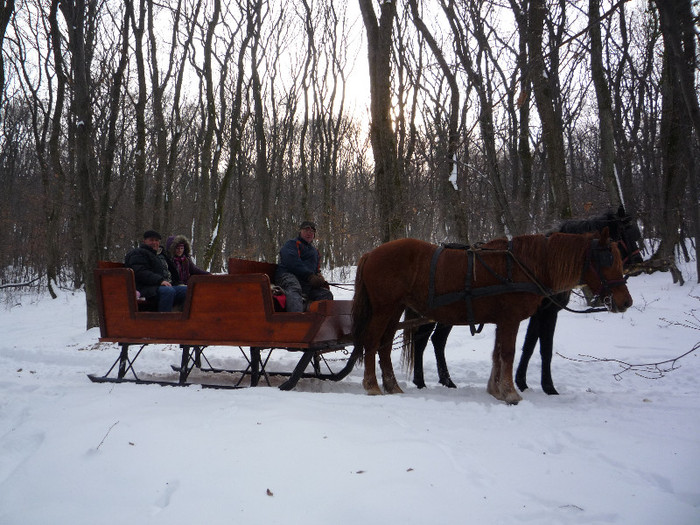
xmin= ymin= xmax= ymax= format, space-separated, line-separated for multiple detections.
xmin=401 ymin=308 xmax=418 ymax=373
xmin=351 ymin=253 xmax=371 ymax=365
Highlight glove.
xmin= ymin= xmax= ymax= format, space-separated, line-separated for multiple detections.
xmin=307 ymin=273 xmax=326 ymax=288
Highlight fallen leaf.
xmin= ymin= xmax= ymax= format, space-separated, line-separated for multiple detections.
xmin=266 ymin=488 xmax=274 ymax=496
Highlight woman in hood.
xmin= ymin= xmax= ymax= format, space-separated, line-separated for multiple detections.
xmin=166 ymin=235 xmax=210 ymax=285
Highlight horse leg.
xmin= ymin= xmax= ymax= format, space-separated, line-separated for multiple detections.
xmin=379 ymin=312 xmax=405 ymax=394
xmin=362 ymin=343 xmax=383 ymax=396
xmin=362 ymin=310 xmax=403 ymax=395
xmin=380 ymin=339 xmax=404 ymax=394
xmin=431 ymin=323 xmax=456 ymax=388
xmin=361 ymin=318 xmax=389 ymax=396
xmin=515 ymin=312 xmax=541 ymax=392
xmin=539 ymin=308 xmax=560 ymax=395
xmin=487 ymin=322 xmax=522 ymax=405
xmin=412 ymin=322 xmax=433 ymax=389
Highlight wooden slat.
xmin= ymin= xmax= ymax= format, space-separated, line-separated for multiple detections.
xmin=228 ymin=257 xmax=277 ymax=281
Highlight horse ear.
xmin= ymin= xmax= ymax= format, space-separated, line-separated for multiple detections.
xmin=617 ymin=205 xmax=630 ymax=222
xmin=600 ymin=226 xmax=610 ymax=244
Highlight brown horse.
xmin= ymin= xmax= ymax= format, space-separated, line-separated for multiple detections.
xmin=351 ymin=230 xmax=633 ymax=404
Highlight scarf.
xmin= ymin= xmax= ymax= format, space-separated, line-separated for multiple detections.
xmin=173 ymin=255 xmax=190 ymax=284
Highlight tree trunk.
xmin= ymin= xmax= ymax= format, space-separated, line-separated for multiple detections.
xmin=58 ymin=0 xmax=99 ymax=328
xmin=409 ymin=0 xmax=469 ymax=242
xmin=204 ymin=3 xmax=254 ymax=267
xmin=654 ymin=0 xmax=700 ymax=283
xmin=359 ymin=0 xmax=403 ymax=242
xmin=130 ymin=0 xmax=147 ymax=242
xmin=589 ymin=0 xmax=621 ymax=207
xmin=527 ymin=0 xmax=571 ymax=220
xmin=0 ymin=0 xmax=14 ymax=119
xmin=147 ymin=0 xmax=167 ymax=231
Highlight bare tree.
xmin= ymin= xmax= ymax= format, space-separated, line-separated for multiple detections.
xmin=359 ymin=0 xmax=403 ymax=242
xmin=129 ymin=0 xmax=148 ymax=241
xmin=589 ymin=0 xmax=622 ymax=207
xmin=523 ymin=0 xmax=571 ymax=220
xmin=440 ymin=0 xmax=517 ymax=236
xmin=654 ymin=0 xmax=700 ymax=283
xmin=407 ymin=0 xmax=469 ymax=242
xmin=203 ymin=0 xmax=255 ymax=266
xmin=56 ymin=0 xmax=100 ymax=327
xmin=650 ymin=0 xmax=696 ymax=284
xmin=0 ymin=0 xmax=13 ymax=117
xmin=10 ymin=2 xmax=66 ymax=297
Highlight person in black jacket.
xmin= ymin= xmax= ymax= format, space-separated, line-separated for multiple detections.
xmin=274 ymin=220 xmax=333 ymax=312
xmin=125 ymin=230 xmax=187 ymax=312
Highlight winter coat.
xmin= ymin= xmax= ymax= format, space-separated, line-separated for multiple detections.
xmin=166 ymin=234 xmax=210 ymax=285
xmin=124 ymin=244 xmax=181 ymax=299
xmin=275 ymin=236 xmax=321 ymax=282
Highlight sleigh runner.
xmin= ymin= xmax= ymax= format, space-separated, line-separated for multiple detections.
xmin=89 ymin=258 xmax=355 ymax=390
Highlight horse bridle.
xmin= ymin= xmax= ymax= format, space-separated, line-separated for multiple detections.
xmin=583 ymin=238 xmax=628 ymax=309
xmin=617 ymin=222 xmax=643 ymax=266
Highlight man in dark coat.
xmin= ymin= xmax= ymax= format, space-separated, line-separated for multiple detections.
xmin=274 ymin=220 xmax=333 ymax=312
xmin=125 ymin=230 xmax=187 ymax=312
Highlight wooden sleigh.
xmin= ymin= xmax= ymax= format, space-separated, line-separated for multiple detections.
xmin=89 ymin=258 xmax=355 ymax=390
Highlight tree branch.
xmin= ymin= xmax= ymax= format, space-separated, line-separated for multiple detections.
xmin=558 ymin=344 xmax=699 ymax=381
xmin=0 ymin=277 xmax=42 ymax=289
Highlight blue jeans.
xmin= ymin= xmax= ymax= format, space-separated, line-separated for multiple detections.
xmin=158 ymin=285 xmax=188 ymax=312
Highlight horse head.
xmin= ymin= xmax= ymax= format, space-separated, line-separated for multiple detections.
xmin=615 ymin=206 xmax=644 ymax=266
xmin=581 ymin=227 xmax=633 ymax=313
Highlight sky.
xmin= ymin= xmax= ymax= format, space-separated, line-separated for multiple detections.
xmin=0 ymin=248 xmax=699 ymax=524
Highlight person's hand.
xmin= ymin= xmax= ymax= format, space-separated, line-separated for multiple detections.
xmin=161 ymin=281 xmax=172 ymax=287
xmin=308 ymin=274 xmax=326 ymax=288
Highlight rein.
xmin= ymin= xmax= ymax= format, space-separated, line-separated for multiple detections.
xmin=581 ymin=238 xmax=628 ymax=305
xmin=327 ymin=282 xmax=355 ymax=292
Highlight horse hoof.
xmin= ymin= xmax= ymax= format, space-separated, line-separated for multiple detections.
xmin=413 ymin=381 xmax=426 ymax=389
xmin=504 ymin=390 xmax=523 ymax=405
xmin=543 ymin=385 xmax=559 ymax=395
xmin=487 ymin=382 xmax=500 ymax=399
xmin=363 ymin=379 xmax=383 ymax=396
xmin=440 ymin=377 xmax=457 ymax=388
xmin=384 ymin=382 xmax=404 ymax=395
xmin=515 ymin=376 xmax=528 ymax=392
xmin=488 ymin=382 xmax=522 ymax=405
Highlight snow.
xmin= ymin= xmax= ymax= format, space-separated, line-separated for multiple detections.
xmin=1 ymin=261 xmax=699 ymax=524
xmin=450 ymin=153 xmax=459 ymax=190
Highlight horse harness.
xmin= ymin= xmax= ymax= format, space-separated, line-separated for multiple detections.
xmin=426 ymin=239 xmax=625 ymax=336
xmin=584 ymin=238 xmax=628 ymax=307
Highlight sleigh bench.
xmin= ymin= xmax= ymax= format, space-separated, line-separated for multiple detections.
xmin=89 ymin=258 xmax=355 ymax=390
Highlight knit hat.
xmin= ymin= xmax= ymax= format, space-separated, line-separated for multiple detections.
xmin=299 ymin=221 xmax=316 ymax=232
xmin=143 ymin=230 xmax=162 ymax=240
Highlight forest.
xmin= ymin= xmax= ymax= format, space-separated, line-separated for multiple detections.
xmin=0 ymin=0 xmax=698 ymax=327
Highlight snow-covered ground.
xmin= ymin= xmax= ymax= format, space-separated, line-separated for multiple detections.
xmin=1 ymin=259 xmax=699 ymax=524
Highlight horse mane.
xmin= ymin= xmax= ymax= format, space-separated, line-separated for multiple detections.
xmin=558 ymin=210 xmax=621 ymax=238
xmin=544 ymin=233 xmax=591 ymax=291
xmin=511 ymin=233 xmax=589 ymax=292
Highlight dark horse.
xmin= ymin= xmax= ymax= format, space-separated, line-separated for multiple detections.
xmin=406 ymin=207 xmax=643 ymax=393
xmin=352 ymin=230 xmax=633 ymax=404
